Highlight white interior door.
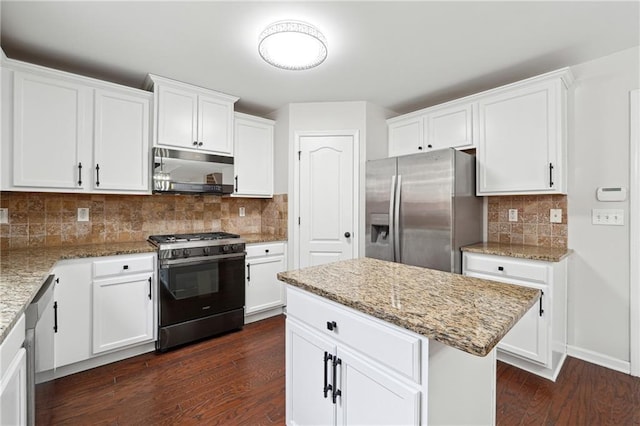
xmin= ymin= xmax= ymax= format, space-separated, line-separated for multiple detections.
xmin=298 ymin=132 xmax=357 ymax=268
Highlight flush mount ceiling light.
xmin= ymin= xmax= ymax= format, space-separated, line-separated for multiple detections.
xmin=258 ymin=20 xmax=327 ymax=70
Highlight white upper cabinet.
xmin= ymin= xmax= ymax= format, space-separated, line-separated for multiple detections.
xmin=2 ymin=59 xmax=152 ymax=194
xmin=147 ymin=74 xmax=238 ymax=156
xmin=476 ymin=70 xmax=571 ymax=195
xmin=426 ymin=101 xmax=477 ymax=150
xmin=387 ymin=114 xmax=424 ymax=157
xmin=12 ymin=71 xmax=89 ymax=189
xmin=93 ymin=89 xmax=150 ymax=192
xmin=233 ymin=113 xmax=274 ymax=197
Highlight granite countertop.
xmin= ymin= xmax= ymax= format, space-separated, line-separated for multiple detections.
xmin=241 ymin=233 xmax=288 ymax=244
xmin=0 ymin=241 xmax=155 ymax=345
xmin=278 ymin=257 xmax=540 ymax=357
xmin=461 ymin=242 xmax=572 ymax=262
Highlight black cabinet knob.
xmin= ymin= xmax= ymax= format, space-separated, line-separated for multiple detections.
xmin=123 ymin=265 xmax=129 ymax=270
xmin=265 ymin=249 xmax=270 ymax=253
xmin=498 ymin=266 xmax=504 ymax=271
xmin=326 ymin=321 xmax=337 ymax=331
xmin=427 ymin=144 xmax=433 ymax=148
xmin=418 ymin=146 xmax=423 ymax=150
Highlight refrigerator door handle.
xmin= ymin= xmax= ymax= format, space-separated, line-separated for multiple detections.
xmin=389 ymin=175 xmax=396 ymax=261
xmin=394 ymin=175 xmax=402 ymax=262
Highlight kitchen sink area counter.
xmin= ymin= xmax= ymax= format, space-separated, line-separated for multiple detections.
xmin=462 ymin=242 xmax=572 ymax=262
xmin=0 ymin=241 xmax=155 ymax=344
xmin=278 ymin=257 xmax=540 ymax=357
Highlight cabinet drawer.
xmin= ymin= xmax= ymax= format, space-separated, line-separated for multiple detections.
xmin=246 ymin=242 xmax=285 ymax=258
xmin=463 ymin=253 xmax=548 ymax=284
xmin=93 ymin=254 xmax=154 ymax=278
xmin=286 ymin=287 xmax=420 ymax=383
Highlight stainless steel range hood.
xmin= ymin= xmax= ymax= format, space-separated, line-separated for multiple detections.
xmin=152 ymin=147 xmax=234 ymax=195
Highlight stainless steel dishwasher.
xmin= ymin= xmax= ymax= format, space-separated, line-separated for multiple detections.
xmin=24 ymin=274 xmax=56 ymax=426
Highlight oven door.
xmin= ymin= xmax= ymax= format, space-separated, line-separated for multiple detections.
xmin=159 ymin=253 xmax=245 ymax=326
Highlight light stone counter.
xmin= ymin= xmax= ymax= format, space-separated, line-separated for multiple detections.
xmin=277 ymin=257 xmax=540 ymax=357
xmin=241 ymin=233 xmax=287 ymax=244
xmin=461 ymin=242 xmax=572 ymax=262
xmin=0 ymin=241 xmax=155 ymax=345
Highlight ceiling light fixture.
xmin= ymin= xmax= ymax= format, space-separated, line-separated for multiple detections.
xmin=258 ymin=20 xmax=327 ymax=70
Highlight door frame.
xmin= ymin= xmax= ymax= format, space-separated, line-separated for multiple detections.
xmin=292 ymin=130 xmax=360 ymax=269
xmin=630 ymin=89 xmax=639 ymax=377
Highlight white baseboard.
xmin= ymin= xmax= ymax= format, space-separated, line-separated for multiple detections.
xmin=567 ymin=345 xmax=631 ymax=374
xmin=244 ymin=307 xmax=284 ymax=324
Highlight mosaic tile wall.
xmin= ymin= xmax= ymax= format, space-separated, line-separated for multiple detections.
xmin=0 ymin=192 xmax=287 ymax=249
xmin=487 ymin=195 xmax=568 ymax=248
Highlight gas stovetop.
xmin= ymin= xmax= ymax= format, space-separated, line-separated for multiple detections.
xmin=148 ymin=232 xmax=245 ymax=260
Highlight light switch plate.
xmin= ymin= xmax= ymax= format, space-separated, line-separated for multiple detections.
xmin=239 ymin=207 xmax=246 ymax=217
xmin=592 ymin=209 xmax=624 ymax=226
xmin=550 ymin=209 xmax=562 ymax=223
xmin=77 ymin=208 xmax=89 ymax=222
xmin=0 ymin=208 xmax=8 ymax=224
xmin=508 ymin=209 xmax=518 ymax=222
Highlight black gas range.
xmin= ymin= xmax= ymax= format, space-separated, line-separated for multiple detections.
xmin=148 ymin=232 xmax=246 ymax=351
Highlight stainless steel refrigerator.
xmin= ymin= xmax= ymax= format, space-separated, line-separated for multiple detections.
xmin=365 ymin=148 xmax=482 ymax=273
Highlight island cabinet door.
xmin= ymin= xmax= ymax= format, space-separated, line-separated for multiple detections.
xmin=336 ymin=346 xmax=421 ymax=426
xmin=286 ymin=318 xmax=337 ymax=426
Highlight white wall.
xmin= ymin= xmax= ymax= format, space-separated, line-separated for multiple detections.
xmin=567 ymin=45 xmax=640 ymax=370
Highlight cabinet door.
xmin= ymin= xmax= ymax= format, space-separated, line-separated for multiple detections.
xmin=426 ymin=102 xmax=476 ymax=150
xmin=246 ymin=254 xmax=285 ymax=314
xmin=156 ymin=84 xmax=198 ymax=149
xmin=0 ymin=348 xmax=26 ymax=426
xmin=13 ymin=71 xmax=88 ymax=189
xmin=92 ymin=273 xmax=154 ymax=354
xmin=477 ymin=80 xmax=563 ymax=195
xmin=34 ymin=295 xmax=55 ymax=373
xmin=93 ymin=89 xmax=150 ymax=192
xmin=336 ymin=346 xmax=420 ymax=426
xmin=54 ymin=261 xmax=92 ymax=368
xmin=499 ymin=289 xmax=549 ymax=366
xmin=234 ymin=116 xmax=274 ymax=197
xmin=198 ymin=94 xmax=234 ymax=155
xmin=286 ymin=319 xmax=336 ymax=426
xmin=388 ymin=115 xmax=424 ymax=157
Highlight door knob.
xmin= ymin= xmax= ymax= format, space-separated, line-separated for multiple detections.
xmin=344 ymin=232 xmax=351 ymax=238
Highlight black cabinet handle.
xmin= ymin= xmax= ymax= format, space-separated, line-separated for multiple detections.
xmin=332 ymin=357 xmax=342 ymax=403
xmin=234 ymin=175 xmax=239 ymax=192
xmin=539 ymin=290 xmax=544 ymax=316
xmin=549 ymin=163 xmax=554 ymax=187
xmin=323 ymin=352 xmax=332 ymax=398
xmin=53 ymin=301 xmax=58 ymax=333
xmin=95 ymin=164 xmax=100 ymax=187
xmin=123 ymin=265 xmax=129 ymax=270
xmin=247 ymin=263 xmax=251 ymax=282
xmin=498 ymin=266 xmax=504 ymax=271
xmin=148 ymin=277 xmax=152 ymax=300
xmin=326 ymin=321 xmax=337 ymax=331
xmin=78 ymin=162 xmax=83 ymax=186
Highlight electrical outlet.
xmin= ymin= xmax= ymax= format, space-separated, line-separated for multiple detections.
xmin=239 ymin=207 xmax=246 ymax=217
xmin=0 ymin=208 xmax=8 ymax=224
xmin=77 ymin=208 xmax=89 ymax=222
xmin=550 ymin=209 xmax=562 ymax=223
xmin=508 ymin=209 xmax=518 ymax=222
xmin=592 ymin=209 xmax=624 ymax=226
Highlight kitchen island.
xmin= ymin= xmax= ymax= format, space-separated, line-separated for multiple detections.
xmin=277 ymin=257 xmax=540 ymax=425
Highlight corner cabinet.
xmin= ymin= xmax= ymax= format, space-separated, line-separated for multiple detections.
xmin=146 ymin=74 xmax=238 ymax=156
xmin=463 ymin=252 xmax=568 ymax=381
xmin=245 ymin=242 xmax=286 ymax=323
xmin=233 ymin=113 xmax=274 ymax=197
xmin=476 ymin=71 xmax=571 ymax=195
xmin=1 ymin=60 xmax=152 ymax=194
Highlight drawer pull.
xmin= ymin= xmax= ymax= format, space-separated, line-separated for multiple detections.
xmin=323 ymin=352 xmax=332 ymax=398
xmin=498 ymin=266 xmax=504 ymax=271
xmin=123 ymin=265 xmax=129 ymax=270
xmin=326 ymin=321 xmax=337 ymax=331
xmin=265 ymin=249 xmax=270 ymax=253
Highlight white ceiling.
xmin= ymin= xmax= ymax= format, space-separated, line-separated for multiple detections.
xmin=1 ymin=1 xmax=639 ymax=116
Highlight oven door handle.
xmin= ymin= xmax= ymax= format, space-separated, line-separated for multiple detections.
xmin=159 ymin=253 xmax=246 ymax=268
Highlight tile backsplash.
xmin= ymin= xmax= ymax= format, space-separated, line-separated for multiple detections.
xmin=487 ymin=195 xmax=568 ymax=248
xmin=0 ymin=192 xmax=287 ymax=249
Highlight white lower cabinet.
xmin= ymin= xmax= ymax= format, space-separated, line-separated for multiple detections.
xmin=286 ymin=287 xmax=422 ymax=426
xmin=245 ymin=242 xmax=286 ymax=322
xmin=0 ymin=315 xmax=27 ymax=426
xmin=463 ymin=251 xmax=567 ymax=381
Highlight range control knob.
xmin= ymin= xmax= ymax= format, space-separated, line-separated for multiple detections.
xmin=171 ymin=249 xmax=183 ymax=258
xmin=233 ymin=244 xmax=243 ymax=252
xmin=203 ymin=246 xmax=212 ymax=256
xmin=222 ymin=245 xmax=231 ymax=253
xmin=183 ymin=249 xmax=191 ymax=258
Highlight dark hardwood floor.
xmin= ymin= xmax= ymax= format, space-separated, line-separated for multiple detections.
xmin=37 ymin=315 xmax=640 ymax=425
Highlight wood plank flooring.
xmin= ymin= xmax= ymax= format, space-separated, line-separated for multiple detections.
xmin=37 ymin=315 xmax=640 ymax=425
